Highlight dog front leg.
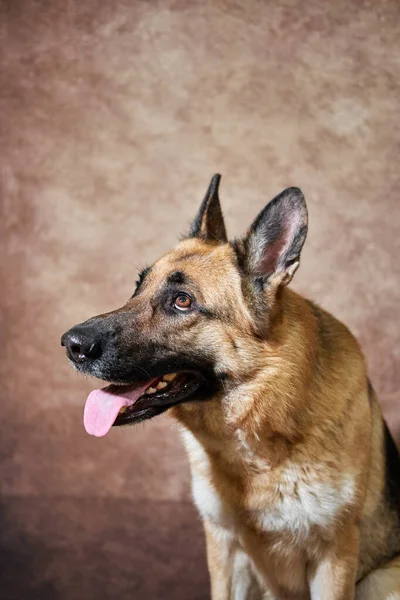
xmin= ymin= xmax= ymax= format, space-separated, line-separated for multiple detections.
xmin=204 ymin=521 xmax=262 ymax=600
xmin=309 ymin=524 xmax=360 ymax=600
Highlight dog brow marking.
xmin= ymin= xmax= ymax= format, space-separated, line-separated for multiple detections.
xmin=167 ymin=271 xmax=187 ymax=285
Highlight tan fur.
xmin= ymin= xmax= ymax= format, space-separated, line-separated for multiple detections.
xmin=139 ymin=237 xmax=400 ymax=599
xmin=67 ymin=199 xmax=399 ymax=599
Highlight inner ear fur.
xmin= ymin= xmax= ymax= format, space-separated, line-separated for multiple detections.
xmin=238 ymin=187 xmax=308 ymax=288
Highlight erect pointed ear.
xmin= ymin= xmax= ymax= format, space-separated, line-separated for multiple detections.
xmin=188 ymin=174 xmax=228 ymax=242
xmin=238 ymin=187 xmax=308 ymax=287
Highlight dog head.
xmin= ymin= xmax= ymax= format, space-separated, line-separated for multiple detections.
xmin=61 ymin=175 xmax=308 ymax=436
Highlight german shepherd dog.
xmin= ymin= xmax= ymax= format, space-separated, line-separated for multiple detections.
xmin=62 ymin=175 xmax=400 ymax=599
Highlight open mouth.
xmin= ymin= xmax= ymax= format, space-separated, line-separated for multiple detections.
xmin=84 ymin=371 xmax=203 ymax=437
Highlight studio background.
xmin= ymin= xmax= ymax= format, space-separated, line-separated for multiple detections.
xmin=1 ymin=1 xmax=399 ymax=599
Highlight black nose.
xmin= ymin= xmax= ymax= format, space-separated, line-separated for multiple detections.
xmin=61 ymin=327 xmax=102 ymax=363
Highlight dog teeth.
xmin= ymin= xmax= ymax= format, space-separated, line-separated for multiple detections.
xmin=119 ymin=406 xmax=127 ymax=414
xmin=156 ymin=381 xmax=168 ymax=390
xmin=146 ymin=387 xmax=157 ymax=395
xmin=163 ymin=373 xmax=177 ymax=382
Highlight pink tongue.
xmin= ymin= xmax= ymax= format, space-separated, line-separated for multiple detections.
xmin=84 ymin=380 xmax=157 ymax=437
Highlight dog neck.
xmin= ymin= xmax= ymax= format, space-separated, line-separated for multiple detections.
xmin=172 ymin=288 xmax=320 ymax=471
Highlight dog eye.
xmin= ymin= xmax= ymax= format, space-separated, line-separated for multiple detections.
xmin=174 ymin=293 xmax=192 ymax=311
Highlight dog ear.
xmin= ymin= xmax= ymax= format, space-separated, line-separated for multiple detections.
xmin=238 ymin=187 xmax=308 ymax=287
xmin=189 ymin=174 xmax=228 ymax=242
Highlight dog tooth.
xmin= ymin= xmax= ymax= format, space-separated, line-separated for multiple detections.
xmin=146 ymin=387 xmax=157 ymax=395
xmin=163 ymin=373 xmax=177 ymax=382
xmin=119 ymin=406 xmax=127 ymax=414
xmin=156 ymin=381 xmax=168 ymax=390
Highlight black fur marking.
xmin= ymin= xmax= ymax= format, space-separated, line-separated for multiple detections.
xmin=383 ymin=421 xmax=400 ymax=514
xmin=138 ymin=266 xmax=151 ymax=283
xmin=167 ymin=271 xmax=187 ymax=285
xmin=198 ymin=307 xmax=217 ymax=319
xmin=133 ymin=266 xmax=151 ymax=296
xmin=217 ymin=372 xmax=229 ymax=381
xmin=367 ymin=378 xmax=374 ymax=405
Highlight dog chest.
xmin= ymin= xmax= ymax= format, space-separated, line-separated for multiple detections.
xmin=250 ymin=467 xmax=356 ymax=538
xmin=182 ymin=430 xmax=356 ymax=540
xmin=193 ymin=468 xmax=355 ymax=540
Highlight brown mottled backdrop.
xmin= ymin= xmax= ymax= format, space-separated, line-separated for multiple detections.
xmin=1 ymin=0 xmax=399 ymax=598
